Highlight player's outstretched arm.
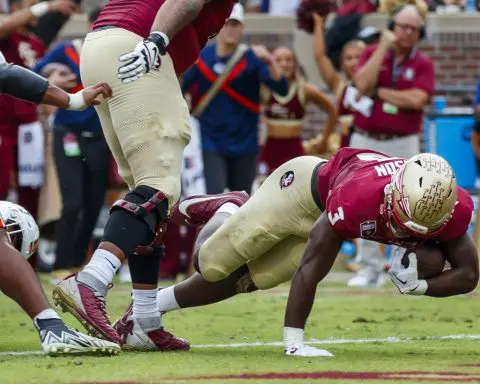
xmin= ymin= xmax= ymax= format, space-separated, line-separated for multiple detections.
xmin=42 ymin=81 xmax=112 ymax=110
xmin=427 ymin=234 xmax=479 ymax=297
xmin=0 ymin=62 xmax=112 ymax=110
xmin=283 ymin=214 xmax=343 ymax=356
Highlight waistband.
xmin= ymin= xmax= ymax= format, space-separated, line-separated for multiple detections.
xmin=92 ymin=25 xmax=117 ymax=32
xmin=310 ymin=160 xmax=328 ymax=212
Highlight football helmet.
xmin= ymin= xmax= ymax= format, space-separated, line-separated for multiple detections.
xmin=384 ymin=153 xmax=457 ymax=238
xmin=0 ymin=201 xmax=39 ymax=258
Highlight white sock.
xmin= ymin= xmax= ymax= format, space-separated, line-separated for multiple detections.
xmin=216 ymin=202 xmax=240 ymax=215
xmin=283 ymin=327 xmax=304 ymax=348
xmin=33 ymin=308 xmax=60 ymax=322
xmin=157 ymin=286 xmax=180 ymax=313
xmin=133 ymin=289 xmax=162 ymax=332
xmin=82 ymin=249 xmax=122 ymax=287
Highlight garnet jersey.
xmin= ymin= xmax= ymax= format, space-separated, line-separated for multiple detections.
xmin=264 ymin=82 xmax=306 ymax=125
xmin=318 ymin=148 xmax=474 ymax=247
xmin=95 ymin=0 xmax=236 ymax=75
xmin=0 ymin=32 xmax=45 ymax=132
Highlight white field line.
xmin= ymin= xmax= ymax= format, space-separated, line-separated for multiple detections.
xmin=1 ymin=334 xmax=480 ymax=356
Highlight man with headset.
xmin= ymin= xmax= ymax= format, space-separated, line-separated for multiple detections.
xmin=347 ymin=4 xmax=435 ymax=288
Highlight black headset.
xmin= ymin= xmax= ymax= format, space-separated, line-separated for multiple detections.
xmin=387 ymin=4 xmax=426 ymax=40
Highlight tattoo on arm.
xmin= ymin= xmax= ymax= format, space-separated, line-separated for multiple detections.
xmin=151 ymin=0 xmax=207 ymax=39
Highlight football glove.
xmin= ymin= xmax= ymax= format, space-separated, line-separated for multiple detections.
xmin=285 ymin=344 xmax=334 ymax=357
xmin=388 ymin=248 xmax=428 ymax=295
xmin=117 ymin=32 xmax=168 ymax=84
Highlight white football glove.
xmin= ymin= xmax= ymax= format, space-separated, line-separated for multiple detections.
xmin=117 ymin=32 xmax=168 ymax=84
xmin=285 ymin=344 xmax=334 ymax=357
xmin=388 ymin=248 xmax=428 ymax=295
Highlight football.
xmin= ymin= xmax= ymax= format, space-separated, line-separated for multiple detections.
xmin=401 ymin=243 xmax=447 ymax=279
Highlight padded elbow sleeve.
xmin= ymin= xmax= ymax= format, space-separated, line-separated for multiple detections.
xmin=0 ymin=64 xmax=48 ymax=104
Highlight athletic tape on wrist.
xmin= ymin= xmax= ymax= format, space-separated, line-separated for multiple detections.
xmin=68 ymin=91 xmax=87 ymax=111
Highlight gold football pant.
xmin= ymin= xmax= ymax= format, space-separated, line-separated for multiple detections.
xmin=198 ymin=156 xmax=325 ymax=289
xmin=80 ymin=28 xmax=191 ymax=209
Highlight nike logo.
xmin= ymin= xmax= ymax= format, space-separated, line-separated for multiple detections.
xmin=392 ymin=273 xmax=407 ymax=285
xmin=106 ymin=259 xmax=117 ymax=269
xmin=178 ymin=196 xmax=228 ymax=218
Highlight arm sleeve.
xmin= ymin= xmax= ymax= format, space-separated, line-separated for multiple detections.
xmin=252 ymin=51 xmax=289 ymax=96
xmin=33 ymin=42 xmax=66 ymax=74
xmin=0 ymin=63 xmax=49 ymax=104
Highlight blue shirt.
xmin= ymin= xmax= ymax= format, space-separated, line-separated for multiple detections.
xmin=34 ymin=41 xmax=102 ymax=132
xmin=182 ymin=44 xmax=288 ymax=156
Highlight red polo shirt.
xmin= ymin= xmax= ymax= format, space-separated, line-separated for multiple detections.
xmin=353 ymin=44 xmax=435 ymax=136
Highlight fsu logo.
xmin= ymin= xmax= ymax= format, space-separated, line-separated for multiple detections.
xmin=360 ymin=220 xmax=377 ymax=238
xmin=280 ymin=171 xmax=295 ymax=189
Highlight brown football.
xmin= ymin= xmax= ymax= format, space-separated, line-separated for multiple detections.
xmin=401 ymin=244 xmax=446 ymax=279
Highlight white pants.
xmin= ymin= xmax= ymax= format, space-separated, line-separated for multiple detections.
xmin=350 ymin=132 xmax=420 ymax=275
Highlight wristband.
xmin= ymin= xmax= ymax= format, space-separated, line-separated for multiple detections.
xmin=67 ymin=91 xmax=87 ymax=111
xmin=283 ymin=327 xmax=304 ymax=348
xmin=408 ymin=279 xmax=428 ymax=296
xmin=148 ymin=31 xmax=169 ymax=55
xmin=30 ymin=2 xmax=49 ymax=18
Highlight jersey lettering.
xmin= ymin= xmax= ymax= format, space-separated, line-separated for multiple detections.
xmin=374 ymin=160 xmax=404 ymax=177
xmin=328 ymin=207 xmax=344 ymax=226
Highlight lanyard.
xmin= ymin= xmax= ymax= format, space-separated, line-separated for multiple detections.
xmin=391 ymin=57 xmax=403 ymax=88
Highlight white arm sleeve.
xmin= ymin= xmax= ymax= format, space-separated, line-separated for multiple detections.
xmin=0 ymin=50 xmax=6 ymax=65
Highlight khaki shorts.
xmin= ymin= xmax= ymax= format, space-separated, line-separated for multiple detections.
xmin=198 ymin=156 xmax=325 ymax=290
xmin=80 ymin=28 xmax=191 ymax=209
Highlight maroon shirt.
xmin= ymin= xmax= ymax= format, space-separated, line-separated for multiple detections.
xmin=318 ymin=148 xmax=473 ymax=247
xmin=0 ymin=32 xmax=45 ymax=140
xmin=264 ymin=83 xmax=306 ymax=122
xmin=353 ymin=44 xmax=435 ymax=136
xmin=95 ymin=0 xmax=236 ymax=75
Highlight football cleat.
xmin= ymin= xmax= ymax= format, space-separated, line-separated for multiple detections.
xmin=52 ymin=274 xmax=122 ymax=345
xmin=285 ymin=344 xmax=334 ymax=357
xmin=113 ymin=302 xmax=190 ymax=351
xmin=170 ymin=191 xmax=249 ymax=227
xmin=35 ymin=318 xmax=120 ymax=356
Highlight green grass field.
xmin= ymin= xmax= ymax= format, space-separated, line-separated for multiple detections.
xmin=0 ymin=274 xmax=480 ymax=384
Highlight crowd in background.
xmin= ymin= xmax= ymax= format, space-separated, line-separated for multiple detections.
xmin=0 ymin=0 xmax=478 ymax=287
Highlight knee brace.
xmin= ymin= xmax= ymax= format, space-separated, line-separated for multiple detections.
xmin=111 ymin=185 xmax=169 ymax=256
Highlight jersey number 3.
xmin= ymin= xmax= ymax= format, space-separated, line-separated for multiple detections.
xmin=328 ymin=207 xmax=344 ymax=226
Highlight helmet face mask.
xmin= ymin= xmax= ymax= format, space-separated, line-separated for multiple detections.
xmin=384 ymin=154 xmax=457 ymax=238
